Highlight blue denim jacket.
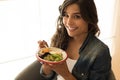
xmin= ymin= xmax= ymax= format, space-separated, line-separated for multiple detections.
xmin=39 ymin=34 xmax=112 ymax=80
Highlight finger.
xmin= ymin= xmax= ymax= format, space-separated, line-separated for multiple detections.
xmin=43 ymin=40 xmax=48 ymax=47
xmin=48 ymin=64 xmax=57 ymax=69
xmin=38 ymin=40 xmax=43 ymax=44
xmin=38 ymin=40 xmax=45 ymax=48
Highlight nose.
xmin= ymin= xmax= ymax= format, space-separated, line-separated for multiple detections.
xmin=66 ymin=17 xmax=74 ymax=27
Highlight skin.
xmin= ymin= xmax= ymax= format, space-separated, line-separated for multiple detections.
xmin=38 ymin=3 xmax=89 ymax=80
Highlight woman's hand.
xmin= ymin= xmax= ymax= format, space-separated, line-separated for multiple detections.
xmin=38 ymin=40 xmax=52 ymax=75
xmin=38 ymin=40 xmax=48 ymax=49
xmin=48 ymin=61 xmax=76 ymax=80
xmin=49 ymin=61 xmax=69 ymax=76
xmin=41 ymin=63 xmax=53 ymax=75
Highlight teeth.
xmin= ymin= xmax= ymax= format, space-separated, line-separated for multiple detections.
xmin=68 ymin=27 xmax=77 ymax=31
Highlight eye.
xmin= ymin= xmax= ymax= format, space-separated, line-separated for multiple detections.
xmin=62 ymin=13 xmax=69 ymax=18
xmin=74 ymin=15 xmax=81 ymax=19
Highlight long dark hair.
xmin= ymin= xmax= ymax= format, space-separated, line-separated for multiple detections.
xmin=50 ymin=0 xmax=100 ymax=50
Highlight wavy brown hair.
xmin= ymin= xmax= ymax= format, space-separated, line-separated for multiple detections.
xmin=50 ymin=0 xmax=100 ymax=50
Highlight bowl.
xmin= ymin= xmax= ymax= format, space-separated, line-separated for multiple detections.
xmin=36 ymin=47 xmax=68 ymax=64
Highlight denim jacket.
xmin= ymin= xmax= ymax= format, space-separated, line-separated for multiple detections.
xmin=39 ymin=33 xmax=112 ymax=80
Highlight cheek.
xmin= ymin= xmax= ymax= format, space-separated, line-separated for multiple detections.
xmin=79 ymin=23 xmax=88 ymax=32
xmin=62 ymin=18 xmax=66 ymax=25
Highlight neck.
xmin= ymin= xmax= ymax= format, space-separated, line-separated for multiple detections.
xmin=71 ymin=33 xmax=88 ymax=44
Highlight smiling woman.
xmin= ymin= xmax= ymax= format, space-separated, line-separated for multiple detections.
xmin=0 ymin=0 xmax=116 ymax=80
xmin=15 ymin=0 xmax=116 ymax=80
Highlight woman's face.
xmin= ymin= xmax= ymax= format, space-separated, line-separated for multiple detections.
xmin=63 ymin=3 xmax=88 ymax=38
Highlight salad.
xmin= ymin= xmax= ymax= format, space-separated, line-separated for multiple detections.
xmin=38 ymin=48 xmax=63 ymax=61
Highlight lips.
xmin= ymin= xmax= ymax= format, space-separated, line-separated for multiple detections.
xmin=67 ymin=27 xmax=78 ymax=32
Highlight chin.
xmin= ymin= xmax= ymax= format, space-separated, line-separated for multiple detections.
xmin=68 ymin=33 xmax=75 ymax=37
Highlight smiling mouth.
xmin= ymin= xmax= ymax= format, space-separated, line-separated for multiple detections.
xmin=67 ymin=27 xmax=77 ymax=32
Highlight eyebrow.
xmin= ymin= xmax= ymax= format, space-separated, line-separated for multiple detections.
xmin=64 ymin=11 xmax=81 ymax=15
xmin=73 ymin=12 xmax=81 ymax=15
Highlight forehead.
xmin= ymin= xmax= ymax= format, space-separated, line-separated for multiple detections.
xmin=64 ymin=3 xmax=80 ymax=13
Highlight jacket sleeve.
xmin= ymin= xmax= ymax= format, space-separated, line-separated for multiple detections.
xmin=39 ymin=66 xmax=57 ymax=80
xmin=89 ymin=47 xmax=111 ymax=80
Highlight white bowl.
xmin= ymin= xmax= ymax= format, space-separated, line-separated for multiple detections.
xmin=36 ymin=47 xmax=68 ymax=64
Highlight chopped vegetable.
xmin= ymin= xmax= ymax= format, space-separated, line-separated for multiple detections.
xmin=43 ymin=53 xmax=63 ymax=61
xmin=38 ymin=47 xmax=64 ymax=62
xmin=40 ymin=48 xmax=49 ymax=53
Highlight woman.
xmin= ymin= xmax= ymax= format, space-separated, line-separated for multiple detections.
xmin=38 ymin=0 xmax=112 ymax=80
xmin=15 ymin=0 xmax=115 ymax=80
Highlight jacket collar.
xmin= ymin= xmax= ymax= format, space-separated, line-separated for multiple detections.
xmin=79 ymin=33 xmax=94 ymax=53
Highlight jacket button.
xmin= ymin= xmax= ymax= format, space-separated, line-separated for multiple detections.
xmin=81 ymin=73 xmax=84 ymax=76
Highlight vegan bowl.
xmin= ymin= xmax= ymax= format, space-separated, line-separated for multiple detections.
xmin=36 ymin=47 xmax=68 ymax=64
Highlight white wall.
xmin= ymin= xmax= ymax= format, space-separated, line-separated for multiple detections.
xmin=0 ymin=0 xmax=41 ymax=63
xmin=95 ymin=0 xmax=115 ymax=56
xmin=112 ymin=0 xmax=120 ymax=79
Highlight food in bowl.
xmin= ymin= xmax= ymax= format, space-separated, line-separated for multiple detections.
xmin=36 ymin=47 xmax=67 ymax=64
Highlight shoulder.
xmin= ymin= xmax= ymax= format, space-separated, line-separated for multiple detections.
xmin=91 ymin=36 xmax=110 ymax=56
xmin=88 ymin=34 xmax=109 ymax=51
xmin=80 ymin=33 xmax=109 ymax=53
xmin=92 ymin=36 xmax=109 ymax=52
xmin=80 ymin=34 xmax=111 ymax=60
xmin=88 ymin=36 xmax=111 ymax=63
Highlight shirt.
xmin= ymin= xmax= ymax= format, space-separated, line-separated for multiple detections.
xmin=57 ymin=58 xmax=77 ymax=80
